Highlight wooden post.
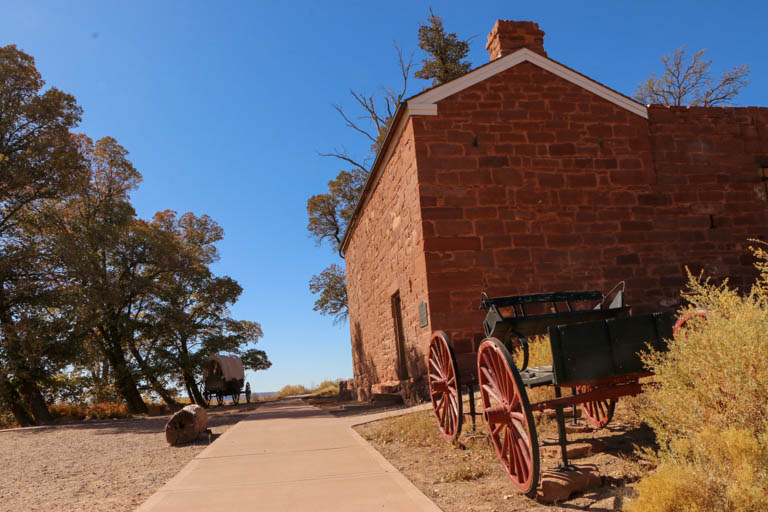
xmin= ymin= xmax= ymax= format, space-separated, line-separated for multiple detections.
xmin=165 ymin=404 xmax=209 ymax=446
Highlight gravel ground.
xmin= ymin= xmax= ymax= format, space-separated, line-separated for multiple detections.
xmin=0 ymin=405 xmax=258 ymax=512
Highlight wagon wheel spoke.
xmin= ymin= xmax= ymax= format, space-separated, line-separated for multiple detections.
xmin=481 ymin=382 xmax=504 ymax=406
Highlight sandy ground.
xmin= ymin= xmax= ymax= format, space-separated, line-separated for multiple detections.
xmin=0 ymin=404 xmax=259 ymax=512
xmin=355 ymin=401 xmax=650 ymax=511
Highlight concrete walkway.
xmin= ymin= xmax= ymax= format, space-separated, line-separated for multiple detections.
xmin=137 ymin=397 xmax=442 ymax=512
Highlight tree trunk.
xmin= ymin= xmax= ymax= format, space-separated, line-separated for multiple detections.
xmin=127 ymin=342 xmax=178 ymax=407
xmin=165 ymin=404 xmax=208 ymax=445
xmin=178 ymin=338 xmax=206 ymax=407
xmin=0 ymin=374 xmax=35 ymax=427
xmin=184 ymin=381 xmax=196 ymax=404
xmin=183 ymin=368 xmax=206 ymax=408
xmin=17 ymin=377 xmax=52 ymax=424
xmin=104 ymin=336 xmax=148 ymax=414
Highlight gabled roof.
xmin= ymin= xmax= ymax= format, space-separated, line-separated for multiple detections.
xmin=339 ymin=48 xmax=648 ymax=255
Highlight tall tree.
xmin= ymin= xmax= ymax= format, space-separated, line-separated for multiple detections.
xmin=50 ymin=135 xmax=156 ymax=414
xmin=0 ymin=44 xmax=84 ymax=426
xmin=414 ymin=8 xmax=472 ymax=86
xmin=635 ymin=46 xmax=750 ymax=107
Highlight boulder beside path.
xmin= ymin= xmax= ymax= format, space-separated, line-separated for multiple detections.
xmin=165 ymin=405 xmax=209 ymax=446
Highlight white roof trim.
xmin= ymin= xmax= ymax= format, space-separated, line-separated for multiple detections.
xmin=407 ymin=48 xmax=648 ymax=119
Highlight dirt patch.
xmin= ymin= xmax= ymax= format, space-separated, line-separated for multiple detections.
xmin=0 ymin=403 xmax=260 ymax=512
xmin=355 ymin=400 xmax=652 ymax=511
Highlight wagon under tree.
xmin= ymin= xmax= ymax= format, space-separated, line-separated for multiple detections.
xmin=202 ymin=354 xmax=251 ymax=406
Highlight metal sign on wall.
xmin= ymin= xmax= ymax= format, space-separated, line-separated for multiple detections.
xmin=419 ymin=301 xmax=429 ymax=327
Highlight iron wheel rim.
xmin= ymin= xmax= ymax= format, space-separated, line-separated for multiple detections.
xmin=428 ymin=331 xmax=463 ymax=441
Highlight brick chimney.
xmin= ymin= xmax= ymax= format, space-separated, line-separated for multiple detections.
xmin=485 ymin=20 xmax=546 ymax=60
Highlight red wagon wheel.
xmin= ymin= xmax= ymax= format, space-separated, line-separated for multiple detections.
xmin=478 ymin=338 xmax=539 ymax=497
xmin=673 ymin=309 xmax=708 ymax=335
xmin=428 ymin=331 xmax=463 ymax=441
xmin=573 ymin=385 xmax=615 ymax=428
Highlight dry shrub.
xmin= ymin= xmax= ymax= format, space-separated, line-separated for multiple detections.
xmin=49 ymin=401 xmax=130 ymax=420
xmin=441 ymin=463 xmax=487 ymax=482
xmin=362 ymin=410 xmax=445 ymax=447
xmin=626 ymin=243 xmax=768 ymax=512
xmin=0 ymin=408 xmax=17 ymax=429
xmin=147 ymin=402 xmax=172 ymax=416
xmin=521 ymin=334 xmax=553 ymax=368
xmin=49 ymin=403 xmax=88 ymax=420
xmin=311 ymin=380 xmax=340 ymax=397
xmin=275 ymin=384 xmax=311 ymax=398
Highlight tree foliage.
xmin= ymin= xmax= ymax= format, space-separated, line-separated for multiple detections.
xmin=0 ymin=44 xmax=86 ymax=426
xmin=141 ymin=210 xmax=269 ymax=405
xmin=306 ymin=168 xmax=366 ymax=252
xmin=634 ymin=46 xmax=750 ymax=107
xmin=414 ymin=8 xmax=472 ymax=86
xmin=309 ymin=264 xmax=348 ymax=323
xmin=0 ymin=45 xmax=268 ymax=426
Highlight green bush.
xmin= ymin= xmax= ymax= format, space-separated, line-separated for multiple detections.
xmin=626 ymin=243 xmax=768 ymax=512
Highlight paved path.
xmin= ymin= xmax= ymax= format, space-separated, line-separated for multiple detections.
xmin=137 ymin=398 xmax=442 ymax=511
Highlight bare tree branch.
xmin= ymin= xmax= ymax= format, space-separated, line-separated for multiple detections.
xmin=317 ymin=147 xmax=369 ymax=173
xmin=635 ymin=46 xmax=750 ymax=107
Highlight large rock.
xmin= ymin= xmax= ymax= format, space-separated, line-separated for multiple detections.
xmin=165 ymin=405 xmax=209 ymax=446
xmin=540 ymin=464 xmax=601 ymax=503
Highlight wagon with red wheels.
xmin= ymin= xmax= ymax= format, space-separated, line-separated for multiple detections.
xmin=428 ymin=283 xmax=674 ymax=496
xmin=428 ymin=283 xmax=629 ymax=443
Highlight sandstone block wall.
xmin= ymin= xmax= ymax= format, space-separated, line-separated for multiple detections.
xmin=412 ymin=62 xmax=768 ymax=356
xmin=345 ymin=61 xmax=768 ymax=394
xmin=344 ymin=120 xmax=431 ymax=398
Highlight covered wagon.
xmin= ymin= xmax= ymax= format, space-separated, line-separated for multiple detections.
xmin=202 ymin=353 xmax=251 ymax=406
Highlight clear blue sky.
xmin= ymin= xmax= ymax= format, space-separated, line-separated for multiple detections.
xmin=2 ymin=1 xmax=766 ymax=392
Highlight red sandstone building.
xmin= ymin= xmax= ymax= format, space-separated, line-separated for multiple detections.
xmin=340 ymin=20 xmax=768 ymax=401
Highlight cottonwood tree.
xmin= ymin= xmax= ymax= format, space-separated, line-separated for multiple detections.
xmin=308 ymin=11 xmax=472 ymax=324
xmin=635 ymin=46 xmax=750 ymax=107
xmin=0 ymin=44 xmax=85 ymax=425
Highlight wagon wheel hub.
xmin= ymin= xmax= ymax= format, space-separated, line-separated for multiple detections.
xmin=484 ymin=404 xmax=512 ymax=425
xmin=431 ymin=378 xmax=450 ymax=394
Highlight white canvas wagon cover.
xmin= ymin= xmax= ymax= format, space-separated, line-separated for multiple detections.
xmin=205 ymin=353 xmax=245 ymax=381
